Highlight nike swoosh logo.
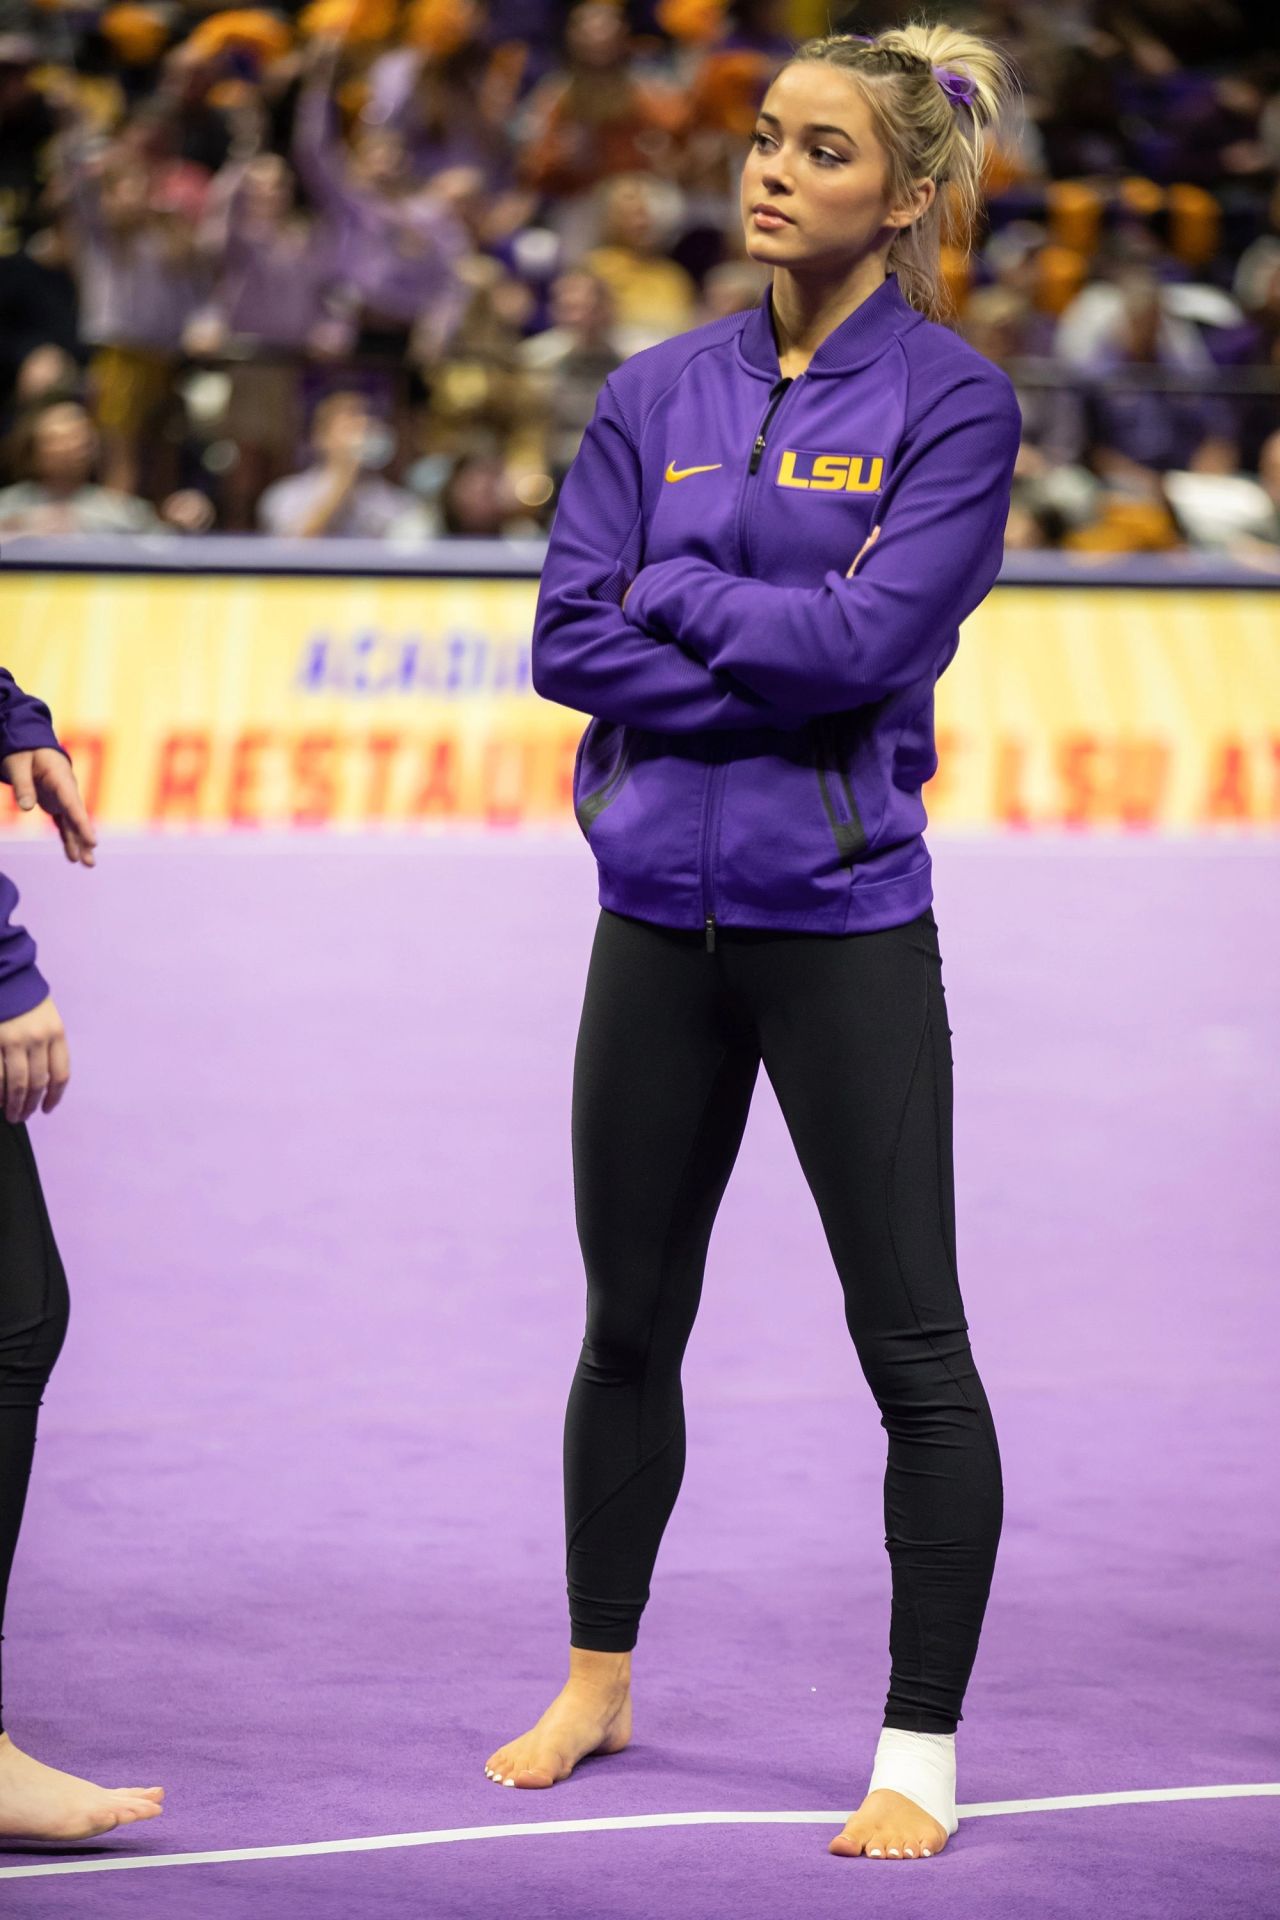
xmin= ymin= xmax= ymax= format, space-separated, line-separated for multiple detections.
xmin=665 ymin=461 xmax=723 ymax=483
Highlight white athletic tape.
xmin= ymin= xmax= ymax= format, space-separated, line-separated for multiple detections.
xmin=867 ymin=1727 xmax=959 ymax=1837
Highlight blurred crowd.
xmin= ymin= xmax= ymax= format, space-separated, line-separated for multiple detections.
xmin=0 ymin=0 xmax=1278 ymax=556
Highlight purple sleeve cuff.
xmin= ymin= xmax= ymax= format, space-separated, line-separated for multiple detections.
xmin=0 ymin=670 xmax=66 ymax=766
xmin=0 ymin=873 xmax=48 ymax=1023
xmin=0 ymin=961 xmax=51 ymax=1026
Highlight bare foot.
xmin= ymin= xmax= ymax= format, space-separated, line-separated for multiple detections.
xmin=485 ymin=1655 xmax=632 ymax=1789
xmin=829 ymin=1787 xmax=949 ymax=1861
xmin=0 ymin=1731 xmax=165 ymax=1841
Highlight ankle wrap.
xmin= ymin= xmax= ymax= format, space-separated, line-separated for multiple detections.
xmin=867 ymin=1727 xmax=959 ymax=1837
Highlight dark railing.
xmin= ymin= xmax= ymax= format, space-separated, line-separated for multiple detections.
xmin=1 ymin=534 xmax=1276 ymax=589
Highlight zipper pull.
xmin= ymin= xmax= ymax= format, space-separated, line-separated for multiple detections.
xmin=748 ymin=376 xmax=792 ymax=475
xmin=705 ymin=914 xmax=717 ymax=953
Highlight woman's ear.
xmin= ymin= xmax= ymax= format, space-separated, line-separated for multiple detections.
xmin=887 ymin=176 xmax=937 ymax=231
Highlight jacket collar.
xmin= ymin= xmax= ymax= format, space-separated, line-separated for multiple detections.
xmin=736 ymin=272 xmax=923 ymax=379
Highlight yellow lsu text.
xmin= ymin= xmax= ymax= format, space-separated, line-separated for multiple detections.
xmin=776 ymin=450 xmax=884 ymax=493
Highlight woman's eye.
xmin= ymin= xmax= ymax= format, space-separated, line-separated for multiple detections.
xmin=751 ymin=131 xmax=843 ymax=165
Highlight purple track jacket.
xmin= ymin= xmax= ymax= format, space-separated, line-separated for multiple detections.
xmin=0 ymin=669 xmax=67 ymax=1024
xmin=532 ymin=273 xmax=1021 ymax=944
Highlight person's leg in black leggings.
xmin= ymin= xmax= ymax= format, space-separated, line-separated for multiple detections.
xmin=484 ymin=908 xmax=762 ymax=1790
xmin=564 ymin=910 xmax=762 ymax=1651
xmin=0 ymin=1120 xmax=70 ymax=1740
xmin=0 ymin=1121 xmax=164 ymax=1838
xmin=739 ymin=907 xmax=1003 ymax=1740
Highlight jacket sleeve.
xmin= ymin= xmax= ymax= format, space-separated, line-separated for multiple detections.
xmin=531 ymin=379 xmax=808 ymax=734
xmin=0 ymin=668 xmax=68 ymax=767
xmin=623 ymin=372 xmax=1021 ymax=712
xmin=0 ymin=874 xmax=50 ymax=1025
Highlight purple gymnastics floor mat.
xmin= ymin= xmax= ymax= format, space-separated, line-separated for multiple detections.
xmin=0 ymin=832 xmax=1274 ymax=1919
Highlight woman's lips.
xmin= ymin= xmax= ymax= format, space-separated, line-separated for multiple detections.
xmin=751 ymin=204 xmax=793 ymax=228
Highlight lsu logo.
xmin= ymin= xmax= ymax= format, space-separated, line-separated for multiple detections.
xmin=776 ymin=449 xmax=884 ymax=494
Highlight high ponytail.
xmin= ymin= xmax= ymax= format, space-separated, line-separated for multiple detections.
xmin=785 ymin=21 xmax=1017 ymax=321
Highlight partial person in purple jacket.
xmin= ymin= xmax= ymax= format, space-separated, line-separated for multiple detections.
xmin=490 ymin=23 xmax=1021 ymax=1867
xmin=0 ymin=671 xmax=166 ymax=1843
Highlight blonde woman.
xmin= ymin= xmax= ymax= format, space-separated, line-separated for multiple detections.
xmin=489 ymin=24 xmax=1019 ymax=1865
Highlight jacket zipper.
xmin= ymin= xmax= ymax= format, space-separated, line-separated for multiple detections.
xmin=814 ymin=714 xmax=868 ymax=867
xmin=703 ymin=374 xmax=797 ymax=953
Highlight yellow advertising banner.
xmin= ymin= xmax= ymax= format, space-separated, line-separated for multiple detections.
xmin=0 ymin=572 xmax=1275 ymax=833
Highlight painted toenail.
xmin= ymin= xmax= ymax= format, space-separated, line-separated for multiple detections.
xmin=868 ymin=1848 xmax=882 ymax=1856
xmin=503 ymin=1777 xmax=515 ymax=1787
xmin=888 ymin=1848 xmax=900 ymax=1856
xmin=904 ymin=1849 xmax=914 ymax=1857
xmin=922 ymin=1848 xmax=932 ymax=1856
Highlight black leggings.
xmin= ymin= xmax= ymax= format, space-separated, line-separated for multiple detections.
xmin=565 ymin=905 xmax=1003 ymax=1734
xmin=0 ymin=1122 xmax=69 ymax=1736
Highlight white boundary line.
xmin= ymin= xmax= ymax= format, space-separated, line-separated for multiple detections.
xmin=1 ymin=1783 xmax=1276 ymax=1880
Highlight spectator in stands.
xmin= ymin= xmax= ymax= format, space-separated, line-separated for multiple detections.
xmin=183 ymin=100 xmax=342 ymax=530
xmin=0 ymin=209 xmax=82 ymax=429
xmin=1067 ymin=273 xmax=1236 ymax=489
xmin=431 ymin=448 xmax=548 ymax=538
xmin=48 ymin=76 xmax=213 ymax=501
xmin=1235 ymin=179 xmax=1280 ymax=369
xmin=1164 ymin=429 xmax=1280 ymax=553
xmin=255 ymin=388 xmax=428 ymax=539
xmin=361 ymin=2 xmax=525 ymax=189
xmin=520 ymin=268 xmax=625 ymax=479
xmin=291 ymin=38 xmax=471 ymax=370
xmin=0 ymin=398 xmax=213 ymax=535
xmin=1055 ymin=256 xmax=1216 ymax=373
xmin=582 ymin=173 xmax=698 ymax=351
xmin=961 ymin=285 xmax=1086 ymax=466
xmin=0 ymin=346 xmax=82 ymax=475
xmin=518 ymin=3 xmax=687 ymax=252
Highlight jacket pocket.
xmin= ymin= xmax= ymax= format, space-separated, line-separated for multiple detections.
xmin=574 ymin=719 xmax=637 ymax=837
xmin=813 ymin=715 xmax=869 ymax=868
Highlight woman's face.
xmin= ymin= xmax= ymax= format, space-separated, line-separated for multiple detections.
xmin=741 ymin=63 xmax=923 ymax=274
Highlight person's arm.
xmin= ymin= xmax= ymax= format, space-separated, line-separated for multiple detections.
xmin=292 ymin=59 xmax=357 ymax=221
xmin=532 ymin=379 xmax=807 ymax=734
xmin=42 ymin=71 xmax=102 ymax=236
xmin=624 ymin=372 xmax=1022 ymax=712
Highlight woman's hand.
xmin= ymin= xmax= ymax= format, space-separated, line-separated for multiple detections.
xmin=0 ymin=995 xmax=70 ymax=1123
xmin=846 ymin=523 xmax=880 ymax=576
xmin=1 ymin=748 xmax=98 ymax=866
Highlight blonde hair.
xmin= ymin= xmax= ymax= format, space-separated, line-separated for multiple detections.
xmin=785 ymin=22 xmax=1016 ymax=321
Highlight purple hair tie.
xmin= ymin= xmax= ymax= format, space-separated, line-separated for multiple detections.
xmin=933 ymin=65 xmax=978 ymax=110
xmin=848 ymin=33 xmax=977 ymax=111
